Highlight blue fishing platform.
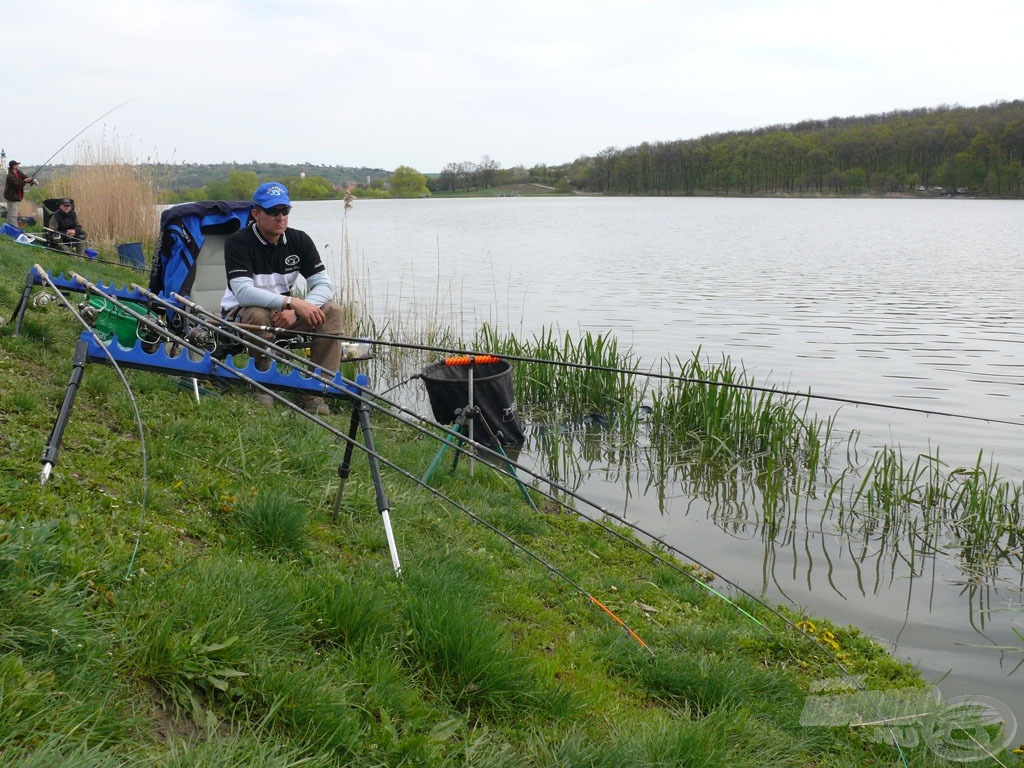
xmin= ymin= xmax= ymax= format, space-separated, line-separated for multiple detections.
xmin=79 ymin=331 xmax=369 ymax=397
xmin=13 ymin=268 xmax=368 ymax=396
xmin=21 ymin=267 xmax=387 ymax=534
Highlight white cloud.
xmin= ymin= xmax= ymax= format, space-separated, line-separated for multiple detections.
xmin=9 ymin=0 xmax=1023 ymax=174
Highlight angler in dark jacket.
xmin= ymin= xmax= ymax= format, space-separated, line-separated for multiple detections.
xmin=4 ymin=160 xmax=37 ymax=227
xmin=47 ymin=198 xmax=88 ymax=256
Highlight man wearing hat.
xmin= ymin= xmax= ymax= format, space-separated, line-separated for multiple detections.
xmin=221 ymin=181 xmax=345 ymax=414
xmin=3 ymin=160 xmax=37 ymax=227
xmin=46 ymin=198 xmax=88 ymax=256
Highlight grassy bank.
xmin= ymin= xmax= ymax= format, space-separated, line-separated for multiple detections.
xmin=0 ymin=240 xmax=1017 ymax=767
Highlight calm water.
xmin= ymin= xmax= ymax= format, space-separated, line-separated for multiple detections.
xmin=297 ymin=196 xmax=1024 ymax=729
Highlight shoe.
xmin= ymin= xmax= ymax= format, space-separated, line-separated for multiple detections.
xmin=298 ymin=395 xmax=329 ymax=415
xmin=252 ymin=389 xmax=274 ymax=408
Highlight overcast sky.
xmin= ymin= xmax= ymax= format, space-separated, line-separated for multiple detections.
xmin=9 ymin=1 xmax=1024 ymax=175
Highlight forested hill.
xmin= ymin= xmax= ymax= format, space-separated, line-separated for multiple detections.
xmin=519 ymin=100 xmax=1024 ymax=198
xmin=35 ymin=100 xmax=1024 ymax=199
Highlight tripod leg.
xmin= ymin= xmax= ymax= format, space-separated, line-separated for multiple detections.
xmin=449 ymin=407 xmax=477 ymax=474
xmin=475 ymin=418 xmax=539 ymax=513
xmin=11 ymin=269 xmax=38 ymax=336
xmin=331 ymin=403 xmax=362 ymax=521
xmin=422 ymin=410 xmax=469 ymax=484
xmin=40 ymin=336 xmax=89 ymax=484
xmin=355 ymin=401 xmax=401 ymax=575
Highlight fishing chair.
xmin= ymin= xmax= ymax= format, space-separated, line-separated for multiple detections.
xmin=189 ymin=232 xmax=315 ymax=363
xmin=420 ymin=355 xmax=535 ymax=510
xmin=147 ymin=201 xmax=312 ymax=365
xmin=41 ymin=198 xmax=86 ymax=255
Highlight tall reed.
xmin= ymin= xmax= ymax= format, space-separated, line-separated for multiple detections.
xmin=475 ymin=323 xmax=648 ymax=425
xmin=42 ymin=131 xmax=161 ymax=250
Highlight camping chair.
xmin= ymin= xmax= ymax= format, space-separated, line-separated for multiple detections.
xmin=148 ymin=200 xmax=253 ymax=352
xmin=148 ymin=200 xmax=312 ymax=361
xmin=41 ymin=198 xmax=86 ymax=254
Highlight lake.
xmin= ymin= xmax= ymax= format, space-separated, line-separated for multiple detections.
xmin=294 ymin=195 xmax=1024 ymax=734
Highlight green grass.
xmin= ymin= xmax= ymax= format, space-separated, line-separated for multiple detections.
xmin=0 ymin=240 xmax=1019 ymax=766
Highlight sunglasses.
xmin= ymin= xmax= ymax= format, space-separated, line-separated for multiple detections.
xmin=259 ymin=206 xmax=291 ymax=217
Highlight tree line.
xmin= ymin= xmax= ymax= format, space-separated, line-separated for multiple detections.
xmin=38 ymin=101 xmax=1024 ymax=200
xmin=431 ymin=101 xmax=1024 ymax=197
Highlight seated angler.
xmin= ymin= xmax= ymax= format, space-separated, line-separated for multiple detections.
xmin=220 ymin=181 xmax=345 ymax=415
xmin=47 ymin=198 xmax=88 ymax=255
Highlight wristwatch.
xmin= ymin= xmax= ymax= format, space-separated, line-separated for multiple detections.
xmin=284 ymin=296 xmax=292 ymax=310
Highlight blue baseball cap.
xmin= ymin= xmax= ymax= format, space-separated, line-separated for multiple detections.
xmin=252 ymin=182 xmax=291 ymax=209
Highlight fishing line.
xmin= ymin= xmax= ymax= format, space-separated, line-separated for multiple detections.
xmin=32 ymin=266 xmax=150 ymax=581
xmin=29 ymin=97 xmax=143 ymax=179
xmin=121 ymin=288 xmax=1000 ymax=763
xmin=165 ymin=295 xmax=886 ymax=634
xmin=176 ymin=301 xmax=934 ymax=763
xmin=241 ymin=327 xmax=1024 ymax=430
xmin=69 ymin=277 xmax=654 ymax=655
xmin=160 ymin=294 xmax=893 ymax=672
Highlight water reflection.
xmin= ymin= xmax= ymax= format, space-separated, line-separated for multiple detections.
xmin=512 ymin=419 xmax=1024 ymax=717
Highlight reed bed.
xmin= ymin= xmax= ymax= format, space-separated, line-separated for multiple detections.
xmin=41 ymin=132 xmax=162 ymax=251
xmin=475 ymin=323 xmax=648 ymax=423
xmin=458 ymin=323 xmax=1024 ymax=596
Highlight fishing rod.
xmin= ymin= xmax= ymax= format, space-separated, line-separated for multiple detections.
xmin=234 ymin=326 xmax=1024 ymax=430
xmin=38 ymin=235 xmax=142 ymax=272
xmin=34 ymin=268 xmax=150 ymax=580
xmin=164 ymin=293 xmax=837 ymax=633
xmin=152 ymin=291 xmax=768 ymax=635
xmin=69 ymin=271 xmax=404 ymax=574
xmin=120 ymin=287 xmax=928 ymax=761
xmin=29 ymin=98 xmax=142 ymax=180
xmin=66 ymin=275 xmax=654 ymax=655
xmin=12 ymin=222 xmax=145 ymax=273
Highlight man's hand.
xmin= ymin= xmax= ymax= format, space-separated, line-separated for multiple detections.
xmin=272 ymin=308 xmax=296 ymax=329
xmin=272 ymin=298 xmax=326 ymax=330
xmin=289 ymin=296 xmax=326 ymax=328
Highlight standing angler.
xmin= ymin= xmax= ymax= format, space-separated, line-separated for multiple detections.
xmin=220 ymin=181 xmax=344 ymax=415
xmin=4 ymin=160 xmax=37 ymax=227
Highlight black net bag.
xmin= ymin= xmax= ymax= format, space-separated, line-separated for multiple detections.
xmin=421 ymin=357 xmax=526 ymax=446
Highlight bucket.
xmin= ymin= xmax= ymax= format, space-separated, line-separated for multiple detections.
xmin=0 ymin=223 xmax=22 ymax=237
xmin=84 ymin=248 xmax=98 ymax=259
xmin=421 ymin=358 xmax=525 ymax=446
xmin=86 ymin=295 xmax=150 ymax=345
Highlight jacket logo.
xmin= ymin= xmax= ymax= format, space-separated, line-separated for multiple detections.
xmin=285 ymin=255 xmax=300 ymax=267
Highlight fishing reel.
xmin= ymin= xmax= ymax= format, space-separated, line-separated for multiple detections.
xmin=185 ymin=325 xmax=217 ymax=352
xmin=77 ymin=298 xmax=99 ymax=321
xmin=33 ymin=291 xmax=56 ymax=308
